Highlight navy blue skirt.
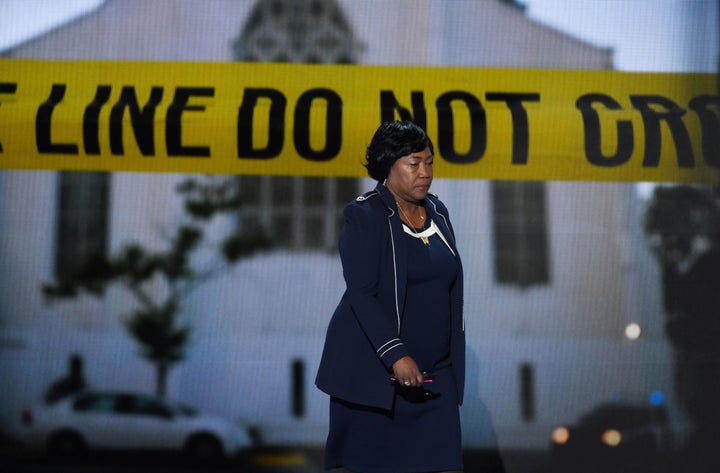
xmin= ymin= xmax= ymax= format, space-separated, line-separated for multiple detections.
xmin=324 ymin=364 xmax=462 ymax=473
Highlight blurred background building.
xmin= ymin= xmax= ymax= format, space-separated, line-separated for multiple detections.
xmin=0 ymin=0 xmax=672 ymax=456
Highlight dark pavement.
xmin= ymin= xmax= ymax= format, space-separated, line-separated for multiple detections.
xmin=0 ymin=442 xmax=549 ymax=473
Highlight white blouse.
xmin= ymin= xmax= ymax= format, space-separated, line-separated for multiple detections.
xmin=401 ymin=219 xmax=456 ymax=257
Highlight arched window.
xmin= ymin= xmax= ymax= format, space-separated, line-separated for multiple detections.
xmin=233 ymin=0 xmax=359 ymax=250
xmin=234 ymin=0 xmax=357 ymax=64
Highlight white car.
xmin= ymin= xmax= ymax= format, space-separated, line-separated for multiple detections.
xmin=14 ymin=391 xmax=256 ymax=459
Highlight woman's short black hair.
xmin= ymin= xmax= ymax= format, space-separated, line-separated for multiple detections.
xmin=364 ymin=121 xmax=434 ymax=182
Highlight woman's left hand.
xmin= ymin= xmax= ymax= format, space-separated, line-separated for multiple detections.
xmin=392 ymin=356 xmax=424 ymax=388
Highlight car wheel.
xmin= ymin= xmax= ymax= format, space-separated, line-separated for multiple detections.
xmin=47 ymin=430 xmax=86 ymax=459
xmin=185 ymin=434 xmax=224 ymax=460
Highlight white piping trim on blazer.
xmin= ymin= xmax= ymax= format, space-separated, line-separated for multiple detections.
xmin=355 ymin=190 xmax=378 ymax=201
xmin=377 ymin=338 xmax=403 ymax=358
xmin=388 ymin=209 xmax=401 ymax=334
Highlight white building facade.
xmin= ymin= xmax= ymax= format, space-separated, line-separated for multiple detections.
xmin=0 ymin=0 xmax=669 ymax=451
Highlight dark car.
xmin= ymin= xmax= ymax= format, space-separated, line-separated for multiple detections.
xmin=549 ymin=401 xmax=687 ymax=472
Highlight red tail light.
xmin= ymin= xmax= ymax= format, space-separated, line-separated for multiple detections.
xmin=21 ymin=409 xmax=33 ymax=426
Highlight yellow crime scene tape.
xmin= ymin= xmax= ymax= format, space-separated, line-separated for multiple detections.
xmin=0 ymin=59 xmax=717 ymax=183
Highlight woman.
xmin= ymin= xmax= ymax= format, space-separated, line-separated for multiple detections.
xmin=316 ymin=120 xmax=465 ymax=473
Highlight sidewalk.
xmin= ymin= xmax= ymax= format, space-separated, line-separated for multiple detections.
xmin=0 ymin=437 xmax=550 ymax=473
xmin=256 ymin=447 xmax=550 ymax=473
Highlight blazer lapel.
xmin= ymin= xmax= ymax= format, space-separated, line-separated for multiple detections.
xmin=425 ymin=198 xmax=460 ymax=258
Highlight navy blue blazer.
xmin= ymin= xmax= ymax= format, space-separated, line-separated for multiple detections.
xmin=315 ymin=183 xmax=465 ymax=410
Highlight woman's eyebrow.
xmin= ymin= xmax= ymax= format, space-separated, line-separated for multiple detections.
xmin=407 ymin=153 xmax=432 ymax=160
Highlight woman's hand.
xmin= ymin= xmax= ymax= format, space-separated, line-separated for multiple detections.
xmin=392 ymin=356 xmax=424 ymax=388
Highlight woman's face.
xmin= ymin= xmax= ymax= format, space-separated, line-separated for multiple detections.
xmin=385 ymin=147 xmax=433 ymax=204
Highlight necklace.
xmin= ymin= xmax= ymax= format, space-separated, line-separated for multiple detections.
xmin=396 ymin=202 xmax=429 ymax=246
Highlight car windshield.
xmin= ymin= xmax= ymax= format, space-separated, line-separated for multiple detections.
xmin=72 ymin=392 xmax=200 ymax=418
xmin=73 ymin=393 xmax=116 ymax=413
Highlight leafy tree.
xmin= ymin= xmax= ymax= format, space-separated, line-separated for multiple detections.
xmin=43 ymin=176 xmax=270 ymax=398
xmin=643 ymin=184 xmax=720 ymax=459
